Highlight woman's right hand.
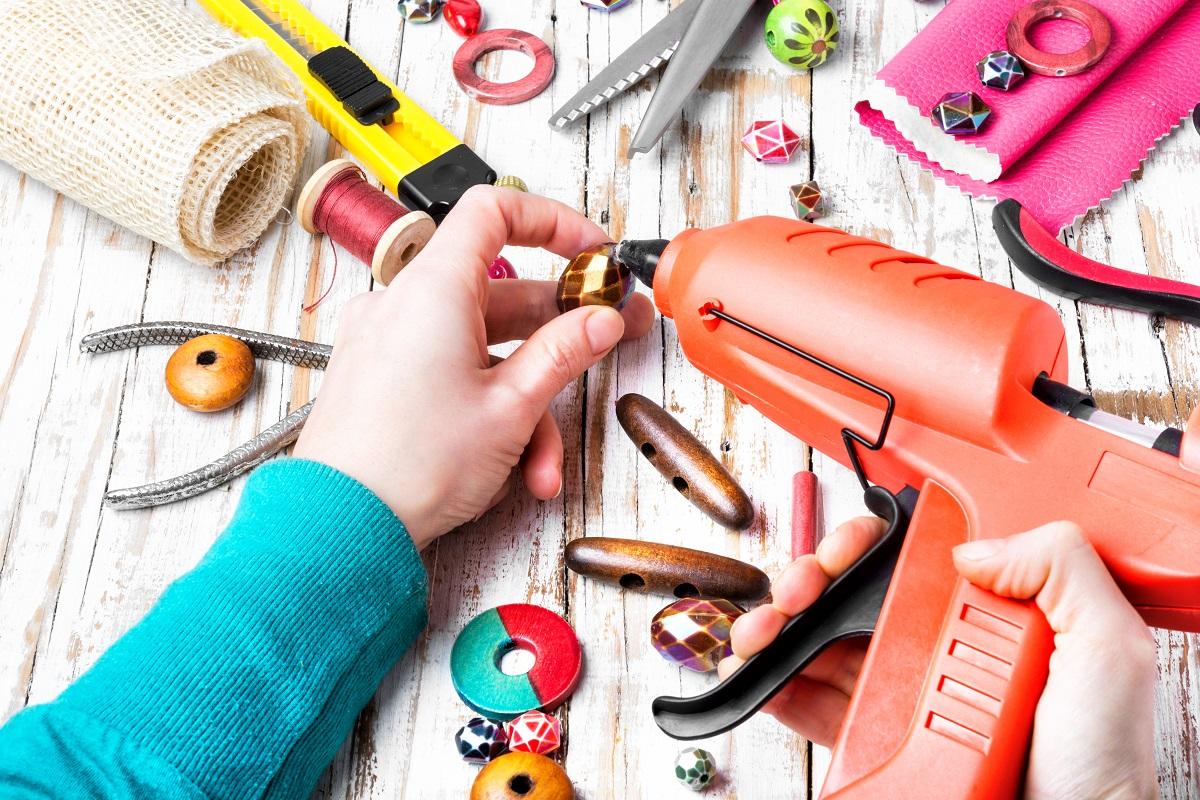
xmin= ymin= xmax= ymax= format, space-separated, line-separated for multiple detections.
xmin=720 ymin=520 xmax=1160 ymax=799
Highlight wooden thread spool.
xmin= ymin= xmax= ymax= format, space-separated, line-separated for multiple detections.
xmin=297 ymin=159 xmax=436 ymax=285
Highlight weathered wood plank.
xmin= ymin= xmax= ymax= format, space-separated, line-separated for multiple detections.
xmin=0 ymin=0 xmax=1196 ymax=798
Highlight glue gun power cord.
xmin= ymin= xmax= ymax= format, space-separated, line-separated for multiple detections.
xmin=614 ymin=238 xmax=669 ymax=288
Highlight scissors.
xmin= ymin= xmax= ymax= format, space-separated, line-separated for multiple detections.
xmin=549 ymin=0 xmax=758 ymax=156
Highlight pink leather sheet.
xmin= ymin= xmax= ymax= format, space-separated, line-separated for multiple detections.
xmin=855 ymin=0 xmax=1200 ymax=232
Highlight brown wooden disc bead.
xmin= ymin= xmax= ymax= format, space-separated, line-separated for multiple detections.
xmin=165 ymin=334 xmax=255 ymax=413
xmin=470 ymin=752 xmax=574 ymax=800
xmin=616 ymin=393 xmax=755 ymax=530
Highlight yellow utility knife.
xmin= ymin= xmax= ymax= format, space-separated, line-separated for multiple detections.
xmin=199 ymin=0 xmax=496 ymax=219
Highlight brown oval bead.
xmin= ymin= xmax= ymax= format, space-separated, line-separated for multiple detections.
xmin=616 ymin=393 xmax=755 ymax=530
xmin=165 ymin=334 xmax=255 ymax=413
xmin=471 ymin=752 xmax=574 ymax=800
xmin=565 ymin=537 xmax=770 ymax=602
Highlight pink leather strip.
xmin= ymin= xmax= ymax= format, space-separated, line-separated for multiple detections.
xmin=856 ymin=0 xmax=1200 ymax=232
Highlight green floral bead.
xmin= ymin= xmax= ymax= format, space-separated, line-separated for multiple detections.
xmin=764 ymin=0 xmax=840 ymax=70
xmin=673 ymin=747 xmax=717 ymax=791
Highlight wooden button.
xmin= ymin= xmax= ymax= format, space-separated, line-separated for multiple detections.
xmin=471 ymin=752 xmax=574 ymax=800
xmin=616 ymin=393 xmax=755 ymax=530
xmin=451 ymin=605 xmax=583 ymax=720
xmin=565 ymin=537 xmax=770 ymax=602
xmin=1006 ymin=0 xmax=1112 ymax=77
xmin=164 ymin=334 xmax=255 ymax=413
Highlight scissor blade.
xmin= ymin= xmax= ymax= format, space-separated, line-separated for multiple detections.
xmin=629 ymin=0 xmax=756 ymax=155
xmin=548 ymin=0 xmax=705 ymax=130
xmin=240 ymin=0 xmax=319 ymax=58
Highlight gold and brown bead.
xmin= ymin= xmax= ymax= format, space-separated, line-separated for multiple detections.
xmin=165 ymin=334 xmax=255 ymax=413
xmin=555 ymin=243 xmax=635 ymax=313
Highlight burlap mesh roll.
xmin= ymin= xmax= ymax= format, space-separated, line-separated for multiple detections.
xmin=0 ymin=0 xmax=310 ymax=263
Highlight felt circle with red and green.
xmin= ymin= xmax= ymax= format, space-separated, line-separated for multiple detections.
xmin=450 ymin=604 xmax=583 ymax=721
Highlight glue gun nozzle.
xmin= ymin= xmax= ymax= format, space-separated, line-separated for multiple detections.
xmin=614 ymin=238 xmax=669 ymax=289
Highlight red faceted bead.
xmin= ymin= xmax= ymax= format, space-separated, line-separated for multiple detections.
xmin=445 ymin=0 xmax=483 ymax=37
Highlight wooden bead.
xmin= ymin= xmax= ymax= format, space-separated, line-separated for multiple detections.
xmin=471 ymin=752 xmax=574 ymax=800
xmin=165 ymin=334 xmax=255 ymax=413
xmin=565 ymin=537 xmax=769 ymax=602
xmin=791 ymin=471 xmax=819 ymax=558
xmin=616 ymin=393 xmax=755 ymax=530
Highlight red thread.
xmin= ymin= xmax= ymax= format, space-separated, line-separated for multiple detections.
xmin=302 ymin=244 xmax=338 ymax=314
xmin=310 ymin=167 xmax=412 ymax=267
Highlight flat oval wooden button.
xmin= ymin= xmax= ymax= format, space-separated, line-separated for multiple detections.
xmin=471 ymin=752 xmax=574 ymax=800
xmin=616 ymin=393 xmax=755 ymax=530
xmin=565 ymin=537 xmax=770 ymax=602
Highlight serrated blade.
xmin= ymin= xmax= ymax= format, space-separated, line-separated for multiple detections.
xmin=548 ymin=0 xmax=704 ymax=130
xmin=239 ymin=0 xmax=319 ymax=58
xmin=630 ymin=0 xmax=756 ymax=155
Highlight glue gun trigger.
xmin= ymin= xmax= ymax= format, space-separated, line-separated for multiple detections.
xmin=650 ymin=485 xmax=917 ymax=741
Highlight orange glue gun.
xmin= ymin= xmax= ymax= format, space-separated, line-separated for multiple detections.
xmin=614 ymin=217 xmax=1200 ymax=799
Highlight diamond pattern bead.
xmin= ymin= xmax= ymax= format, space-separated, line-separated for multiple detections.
xmin=741 ymin=120 xmax=802 ymax=164
xmin=650 ymin=597 xmax=743 ymax=673
xmin=398 ymin=0 xmax=443 ymax=23
xmin=931 ymin=91 xmax=991 ymax=135
xmin=455 ymin=717 xmax=508 ymax=764
xmin=556 ymin=243 xmax=635 ymax=313
xmin=581 ymin=0 xmax=633 ymax=9
xmin=789 ymin=180 xmax=824 ymax=220
xmin=976 ymin=50 xmax=1025 ymax=91
xmin=674 ymin=747 xmax=717 ymax=791
xmin=503 ymin=710 xmax=562 ymax=755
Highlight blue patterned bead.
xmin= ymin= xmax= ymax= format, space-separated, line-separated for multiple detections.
xmin=455 ymin=717 xmax=508 ymax=764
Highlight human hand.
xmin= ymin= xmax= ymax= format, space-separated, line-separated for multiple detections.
xmin=293 ymin=187 xmax=655 ymax=549
xmin=720 ymin=519 xmax=1159 ymax=800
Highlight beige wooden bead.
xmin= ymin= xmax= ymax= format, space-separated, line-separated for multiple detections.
xmin=470 ymin=752 xmax=574 ymax=800
xmin=164 ymin=334 xmax=255 ymax=413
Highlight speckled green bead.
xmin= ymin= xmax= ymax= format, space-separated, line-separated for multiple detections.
xmin=763 ymin=0 xmax=840 ymax=70
xmin=674 ymin=747 xmax=717 ymax=791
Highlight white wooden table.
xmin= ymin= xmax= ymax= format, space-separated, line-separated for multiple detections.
xmin=1 ymin=1 xmax=1197 ymax=797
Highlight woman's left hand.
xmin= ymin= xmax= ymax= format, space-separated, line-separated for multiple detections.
xmin=294 ymin=186 xmax=655 ymax=548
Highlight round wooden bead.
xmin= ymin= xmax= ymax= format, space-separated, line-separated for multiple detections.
xmin=470 ymin=752 xmax=574 ymax=800
xmin=451 ymin=604 xmax=583 ymax=721
xmin=165 ymin=334 xmax=255 ymax=413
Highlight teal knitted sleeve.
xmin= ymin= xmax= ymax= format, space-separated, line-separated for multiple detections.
xmin=0 ymin=459 xmax=429 ymax=800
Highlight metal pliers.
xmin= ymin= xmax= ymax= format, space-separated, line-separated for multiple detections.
xmin=81 ymin=322 xmax=331 ymax=509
